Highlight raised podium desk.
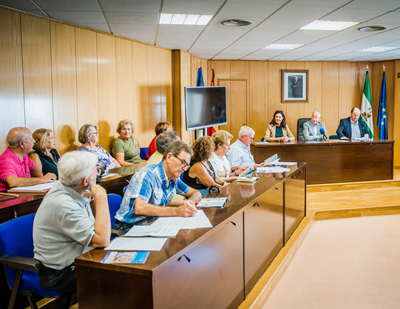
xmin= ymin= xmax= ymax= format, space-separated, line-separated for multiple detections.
xmin=251 ymin=140 xmax=394 ymax=185
xmin=75 ymin=163 xmax=306 ymax=309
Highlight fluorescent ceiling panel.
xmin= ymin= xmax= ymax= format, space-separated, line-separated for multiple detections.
xmin=159 ymin=13 xmax=173 ymax=24
xmin=159 ymin=14 xmax=212 ymax=25
xmin=359 ymin=46 xmax=398 ymax=52
xmin=171 ymin=14 xmax=186 ymax=25
xmin=197 ymin=15 xmax=212 ymax=25
xmin=263 ymin=44 xmax=303 ymax=50
xmin=184 ymin=15 xmax=200 ymax=25
xmin=301 ymin=20 xmax=359 ymax=31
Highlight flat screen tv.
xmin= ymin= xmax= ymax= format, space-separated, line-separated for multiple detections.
xmin=185 ymin=86 xmax=227 ymax=131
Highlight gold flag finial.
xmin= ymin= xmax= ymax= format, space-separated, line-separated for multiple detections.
xmin=366 ymin=64 xmax=369 ymax=70
xmin=383 ymin=65 xmax=385 ymax=72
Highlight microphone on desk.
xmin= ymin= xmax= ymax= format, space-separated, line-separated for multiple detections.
xmin=319 ymin=128 xmax=327 ymax=140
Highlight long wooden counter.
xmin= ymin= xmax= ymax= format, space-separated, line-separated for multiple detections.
xmin=251 ymin=140 xmax=394 ymax=185
xmin=75 ymin=163 xmax=307 ymax=309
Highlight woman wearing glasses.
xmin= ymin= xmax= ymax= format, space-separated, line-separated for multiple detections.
xmin=183 ymin=136 xmax=228 ymax=196
xmin=77 ymin=124 xmax=120 ymax=172
xmin=112 ymin=119 xmax=142 ymax=166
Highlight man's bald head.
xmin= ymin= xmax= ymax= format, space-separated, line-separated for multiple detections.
xmin=311 ymin=111 xmax=321 ymax=125
xmin=7 ymin=127 xmax=32 ymax=148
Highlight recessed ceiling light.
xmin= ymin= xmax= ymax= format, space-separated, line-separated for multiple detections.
xmin=263 ymin=44 xmax=303 ymax=50
xmin=359 ymin=46 xmax=397 ymax=52
xmin=159 ymin=13 xmax=212 ymax=25
xmin=358 ymin=26 xmax=387 ymax=32
xmin=301 ymin=20 xmax=359 ymax=31
xmin=221 ymin=19 xmax=252 ymax=27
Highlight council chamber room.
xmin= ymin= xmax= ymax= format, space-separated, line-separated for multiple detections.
xmin=0 ymin=0 xmax=400 ymax=308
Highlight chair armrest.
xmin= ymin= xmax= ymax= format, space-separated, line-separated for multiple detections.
xmin=111 ymin=228 xmax=124 ymax=238
xmin=0 ymin=255 xmax=43 ymax=272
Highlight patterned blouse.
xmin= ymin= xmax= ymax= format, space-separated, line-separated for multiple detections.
xmin=77 ymin=145 xmax=116 ymax=172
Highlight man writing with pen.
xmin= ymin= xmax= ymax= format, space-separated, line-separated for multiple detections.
xmin=114 ymin=140 xmax=202 ymax=233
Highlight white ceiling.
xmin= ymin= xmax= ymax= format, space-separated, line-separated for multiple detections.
xmin=2 ymin=0 xmax=400 ymax=61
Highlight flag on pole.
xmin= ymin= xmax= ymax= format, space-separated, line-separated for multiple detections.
xmin=377 ymin=71 xmax=388 ymax=140
xmin=207 ymin=68 xmax=217 ymax=136
xmin=360 ymin=71 xmax=374 ymax=138
xmin=196 ymin=67 xmax=204 ymax=86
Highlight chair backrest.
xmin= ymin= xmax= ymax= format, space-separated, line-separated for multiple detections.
xmin=297 ymin=118 xmax=310 ymax=141
xmin=107 ymin=194 xmax=123 ymax=228
xmin=140 ymin=147 xmax=148 ymax=160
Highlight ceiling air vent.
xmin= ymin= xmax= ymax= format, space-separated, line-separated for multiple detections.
xmin=358 ymin=26 xmax=387 ymax=32
xmin=221 ymin=19 xmax=252 ymax=27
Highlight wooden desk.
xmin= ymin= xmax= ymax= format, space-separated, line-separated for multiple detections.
xmin=75 ymin=164 xmax=307 ymax=309
xmin=251 ymin=140 xmax=394 ymax=185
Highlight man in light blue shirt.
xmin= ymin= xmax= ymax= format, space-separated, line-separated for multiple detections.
xmin=226 ymin=126 xmax=263 ymax=172
xmin=114 ymin=140 xmax=202 ymax=231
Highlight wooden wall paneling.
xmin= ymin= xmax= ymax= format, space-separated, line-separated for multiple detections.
xmin=75 ymin=28 xmax=98 ymax=130
xmin=132 ymin=42 xmax=148 ymax=147
xmin=218 ymin=80 xmax=231 ymax=135
xmin=209 ymin=61 xmax=231 ymax=82
xmin=21 ymin=14 xmax=53 ymax=133
xmin=179 ymin=51 xmax=192 ymax=144
xmin=394 ymin=60 xmax=400 ymax=166
xmin=97 ymin=33 xmax=117 ymax=153
xmin=230 ymin=61 xmax=249 ymax=80
xmin=321 ymin=62 xmax=339 ymax=135
xmin=268 ymin=62 xmax=287 ymax=127
xmin=50 ymin=21 xmax=78 ymax=154
xmin=249 ymin=61 xmax=268 ymax=141
xmin=355 ymin=62 xmax=369 ymax=108
xmin=338 ymin=62 xmax=357 ymax=122
xmin=146 ymin=46 xmax=162 ymax=144
xmin=116 ymin=38 xmax=134 ymax=132
xmin=161 ymin=49 xmax=173 ymax=125
xmin=285 ymin=62 xmax=305 ymax=139
xmin=0 ymin=9 xmax=24 ymax=153
xmin=383 ymin=61 xmax=394 ymax=140
xmin=304 ymin=62 xmax=322 ymax=121
xmin=230 ymin=81 xmax=247 ymax=139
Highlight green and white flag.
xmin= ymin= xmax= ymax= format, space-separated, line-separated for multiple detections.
xmin=360 ymin=71 xmax=374 ymax=138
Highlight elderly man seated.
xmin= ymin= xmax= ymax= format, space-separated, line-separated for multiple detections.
xmin=33 ymin=151 xmax=111 ymax=294
xmin=0 ymin=127 xmax=56 ymax=191
xmin=114 ymin=140 xmax=202 ymax=232
xmin=226 ymin=126 xmax=263 ymax=172
xmin=146 ymin=130 xmax=180 ymax=166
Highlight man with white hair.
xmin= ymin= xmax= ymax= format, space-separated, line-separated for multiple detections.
xmin=226 ymin=126 xmax=263 ymax=171
xmin=33 ymin=151 xmax=110 ymax=294
xmin=302 ymin=111 xmax=327 ymax=141
xmin=0 ymin=127 xmax=56 ymax=191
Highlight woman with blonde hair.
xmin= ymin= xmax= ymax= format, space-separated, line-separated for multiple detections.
xmin=113 ymin=119 xmax=142 ymax=166
xmin=29 ymin=128 xmax=61 ymax=178
xmin=78 ymin=124 xmax=120 ymax=172
xmin=183 ymin=136 xmax=227 ymax=196
xmin=209 ymin=130 xmax=244 ymax=182
xmin=146 ymin=122 xmax=171 ymax=159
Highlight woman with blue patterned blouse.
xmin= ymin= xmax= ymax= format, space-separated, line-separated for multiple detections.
xmin=77 ymin=124 xmax=121 ymax=172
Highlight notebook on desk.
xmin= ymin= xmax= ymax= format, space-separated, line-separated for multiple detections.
xmin=7 ymin=182 xmax=54 ymax=193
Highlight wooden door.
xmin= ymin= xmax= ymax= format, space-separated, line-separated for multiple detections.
xmin=218 ymin=80 xmax=247 ymax=142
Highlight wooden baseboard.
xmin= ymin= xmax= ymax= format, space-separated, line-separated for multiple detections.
xmin=239 ymin=211 xmax=316 ymax=309
xmin=315 ymin=205 xmax=400 ymax=220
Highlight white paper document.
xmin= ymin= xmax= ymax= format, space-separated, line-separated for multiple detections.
xmin=197 ymin=197 xmax=227 ymax=208
xmin=152 ymin=210 xmax=213 ymax=229
xmin=105 ymin=237 xmax=167 ymax=251
xmin=101 ymin=173 xmax=118 ymax=179
xmin=256 ymin=166 xmax=290 ymax=173
xmin=125 ymin=226 xmax=180 ymax=238
xmin=8 ymin=182 xmax=54 ymax=192
xmin=351 ymin=137 xmax=372 ymax=142
xmin=266 ymin=162 xmax=297 ymax=166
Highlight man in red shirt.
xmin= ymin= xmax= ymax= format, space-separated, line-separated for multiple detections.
xmin=0 ymin=127 xmax=56 ymax=191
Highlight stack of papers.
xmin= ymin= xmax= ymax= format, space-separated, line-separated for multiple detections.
xmin=237 ymin=177 xmax=259 ymax=183
xmin=197 ymin=197 xmax=227 ymax=208
xmin=256 ymin=166 xmax=290 ymax=173
xmin=351 ymin=137 xmax=372 ymax=142
xmin=8 ymin=182 xmax=54 ymax=193
xmin=105 ymin=237 xmax=167 ymax=251
xmin=265 ymin=161 xmax=296 ymax=166
xmin=152 ymin=210 xmax=212 ymax=229
xmin=125 ymin=226 xmax=179 ymax=238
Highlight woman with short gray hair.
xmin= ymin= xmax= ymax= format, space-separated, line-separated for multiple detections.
xmin=77 ymin=124 xmax=120 ymax=172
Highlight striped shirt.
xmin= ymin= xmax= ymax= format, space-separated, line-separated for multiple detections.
xmin=115 ymin=160 xmax=190 ymax=225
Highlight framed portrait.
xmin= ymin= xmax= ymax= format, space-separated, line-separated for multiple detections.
xmin=281 ymin=69 xmax=309 ymax=103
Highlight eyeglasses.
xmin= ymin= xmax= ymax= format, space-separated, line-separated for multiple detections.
xmin=89 ymin=132 xmax=99 ymax=136
xmin=173 ymin=154 xmax=190 ymax=169
xmin=121 ymin=128 xmax=132 ymax=131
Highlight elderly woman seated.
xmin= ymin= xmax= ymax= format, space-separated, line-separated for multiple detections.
xmin=29 ymin=128 xmax=61 ymax=178
xmin=112 ymin=119 xmax=142 ymax=166
xmin=77 ymin=124 xmax=120 ymax=172
xmin=146 ymin=131 xmax=180 ymax=166
xmin=183 ymin=136 xmax=228 ymax=196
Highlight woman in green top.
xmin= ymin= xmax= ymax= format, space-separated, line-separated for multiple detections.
xmin=113 ymin=119 xmax=142 ymax=166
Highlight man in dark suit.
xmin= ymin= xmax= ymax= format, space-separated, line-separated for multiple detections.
xmin=336 ymin=107 xmax=371 ymax=140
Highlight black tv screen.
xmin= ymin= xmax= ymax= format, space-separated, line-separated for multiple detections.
xmin=185 ymin=86 xmax=227 ymax=131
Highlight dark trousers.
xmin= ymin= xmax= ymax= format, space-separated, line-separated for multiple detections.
xmin=113 ymin=219 xmax=134 ymax=234
xmin=38 ymin=263 xmax=77 ymax=294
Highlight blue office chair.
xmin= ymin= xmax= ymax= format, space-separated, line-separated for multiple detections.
xmin=0 ymin=214 xmax=72 ymax=309
xmin=329 ymin=135 xmax=339 ymax=140
xmin=107 ymin=194 xmax=122 ymax=228
xmin=140 ymin=147 xmax=148 ymax=160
